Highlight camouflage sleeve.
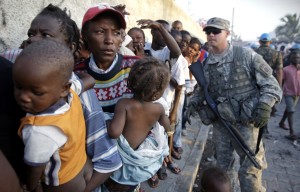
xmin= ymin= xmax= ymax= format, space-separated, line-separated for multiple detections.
xmin=275 ymin=51 xmax=283 ymax=69
xmin=252 ymin=53 xmax=282 ymax=106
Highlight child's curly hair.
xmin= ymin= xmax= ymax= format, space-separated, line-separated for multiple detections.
xmin=127 ymin=57 xmax=170 ymax=101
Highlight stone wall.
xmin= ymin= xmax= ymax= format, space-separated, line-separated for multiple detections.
xmin=0 ymin=0 xmax=205 ymax=52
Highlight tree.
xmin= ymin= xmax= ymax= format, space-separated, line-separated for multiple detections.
xmin=275 ymin=13 xmax=300 ymax=43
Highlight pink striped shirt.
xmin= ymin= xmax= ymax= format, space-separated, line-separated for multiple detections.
xmin=282 ymin=65 xmax=300 ymax=96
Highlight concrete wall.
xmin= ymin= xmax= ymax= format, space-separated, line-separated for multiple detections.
xmin=0 ymin=0 xmax=205 ymax=52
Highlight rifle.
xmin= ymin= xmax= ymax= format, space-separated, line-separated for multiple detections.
xmin=189 ymin=61 xmax=262 ymax=169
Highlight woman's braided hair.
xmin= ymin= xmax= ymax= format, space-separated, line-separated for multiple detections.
xmin=38 ymin=4 xmax=80 ymax=53
xmin=128 ymin=57 xmax=170 ymax=101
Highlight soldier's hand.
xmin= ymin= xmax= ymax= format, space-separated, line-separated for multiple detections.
xmin=185 ymin=108 xmax=192 ymax=125
xmin=252 ymin=102 xmax=272 ymax=128
xmin=185 ymin=105 xmax=196 ymax=125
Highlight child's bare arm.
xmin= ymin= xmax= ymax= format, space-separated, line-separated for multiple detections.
xmin=84 ymin=171 xmax=112 ymax=192
xmin=158 ymin=105 xmax=172 ymax=133
xmin=108 ymin=99 xmax=127 ymax=138
xmin=137 ymin=19 xmax=181 ymax=58
xmin=169 ymin=85 xmax=182 ymax=125
xmin=25 ymin=164 xmax=46 ymax=191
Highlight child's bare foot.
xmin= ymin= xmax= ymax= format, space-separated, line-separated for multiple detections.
xmin=167 ymin=162 xmax=181 ymax=174
xmin=148 ymin=174 xmax=159 ymax=188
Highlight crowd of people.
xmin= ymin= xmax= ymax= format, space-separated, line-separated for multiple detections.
xmin=0 ymin=2 xmax=299 ymax=192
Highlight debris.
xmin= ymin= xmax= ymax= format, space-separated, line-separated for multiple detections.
xmin=293 ymin=140 xmax=300 ymax=147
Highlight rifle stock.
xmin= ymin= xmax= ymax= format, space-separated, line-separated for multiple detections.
xmin=189 ymin=61 xmax=262 ymax=169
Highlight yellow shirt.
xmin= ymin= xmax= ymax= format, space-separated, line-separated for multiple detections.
xmin=18 ymin=89 xmax=87 ymax=185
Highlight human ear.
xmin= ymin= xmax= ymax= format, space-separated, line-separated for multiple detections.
xmin=60 ymin=82 xmax=71 ymax=98
xmin=152 ymin=93 xmax=159 ymax=101
xmin=70 ymin=42 xmax=76 ymax=54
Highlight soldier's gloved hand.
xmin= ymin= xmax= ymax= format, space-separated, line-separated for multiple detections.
xmin=252 ymin=102 xmax=272 ymax=128
xmin=184 ymin=104 xmax=197 ymax=125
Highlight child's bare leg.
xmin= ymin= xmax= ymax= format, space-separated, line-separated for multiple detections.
xmin=43 ymin=159 xmax=93 ymax=192
xmin=279 ymin=110 xmax=288 ymax=125
xmin=287 ymin=112 xmax=297 ymax=139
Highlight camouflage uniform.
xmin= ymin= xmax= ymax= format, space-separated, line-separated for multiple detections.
xmin=256 ymin=45 xmax=283 ymax=72
xmin=190 ymin=44 xmax=282 ymax=192
xmin=256 ymin=44 xmax=283 ymax=127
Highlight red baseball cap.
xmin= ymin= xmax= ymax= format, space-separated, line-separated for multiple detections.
xmin=82 ymin=4 xmax=126 ymax=29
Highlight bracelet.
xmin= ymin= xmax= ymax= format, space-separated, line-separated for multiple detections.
xmin=167 ymin=131 xmax=174 ymax=136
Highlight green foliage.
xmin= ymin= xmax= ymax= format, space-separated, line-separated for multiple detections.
xmin=275 ymin=13 xmax=300 ymax=43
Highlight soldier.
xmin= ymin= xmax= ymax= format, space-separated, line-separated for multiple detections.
xmin=256 ymin=33 xmax=283 ymax=117
xmin=186 ymin=17 xmax=282 ymax=192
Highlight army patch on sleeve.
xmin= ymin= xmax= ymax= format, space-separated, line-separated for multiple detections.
xmin=258 ymin=63 xmax=272 ymax=76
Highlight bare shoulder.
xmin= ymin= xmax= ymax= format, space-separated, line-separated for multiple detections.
xmin=146 ymin=101 xmax=165 ymax=114
xmin=116 ymin=98 xmax=133 ymax=106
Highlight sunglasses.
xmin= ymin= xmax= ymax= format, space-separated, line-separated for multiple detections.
xmin=205 ymin=28 xmax=222 ymax=35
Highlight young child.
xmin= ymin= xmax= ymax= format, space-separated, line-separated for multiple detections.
xmin=106 ymin=57 xmax=172 ymax=189
xmin=279 ymin=51 xmax=300 ymax=140
xmin=200 ymin=167 xmax=231 ymax=192
xmin=127 ymin=27 xmax=147 ymax=56
xmin=13 ymin=39 xmax=92 ymax=191
xmin=171 ymin=20 xmax=183 ymax=31
xmin=23 ymin=5 xmax=123 ymax=191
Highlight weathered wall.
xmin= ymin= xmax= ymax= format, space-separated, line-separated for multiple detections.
xmin=0 ymin=0 xmax=205 ymax=52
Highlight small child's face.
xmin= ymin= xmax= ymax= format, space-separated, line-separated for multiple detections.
xmin=172 ymin=34 xmax=182 ymax=47
xmin=180 ymin=34 xmax=192 ymax=54
xmin=13 ymin=59 xmax=67 ymax=114
xmin=172 ymin=22 xmax=182 ymax=31
xmin=188 ymin=43 xmax=200 ymax=58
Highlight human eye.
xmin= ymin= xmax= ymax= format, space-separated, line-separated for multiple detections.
xmin=95 ymin=28 xmax=105 ymax=34
xmin=42 ymin=33 xmax=53 ymax=38
xmin=27 ymin=31 xmax=34 ymax=37
xmin=14 ymin=84 xmax=22 ymax=91
xmin=114 ymin=30 xmax=121 ymax=36
xmin=32 ymin=90 xmax=45 ymax=96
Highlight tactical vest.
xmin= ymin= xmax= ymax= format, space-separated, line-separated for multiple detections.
xmin=205 ymin=46 xmax=258 ymax=103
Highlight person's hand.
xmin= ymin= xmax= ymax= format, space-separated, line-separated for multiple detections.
xmin=193 ymin=52 xmax=200 ymax=63
xmin=134 ymin=42 xmax=145 ymax=56
xmin=252 ymin=102 xmax=272 ymax=128
xmin=112 ymin=4 xmax=130 ymax=16
xmin=136 ymin=19 xmax=161 ymax=30
xmin=184 ymin=104 xmax=197 ymax=125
